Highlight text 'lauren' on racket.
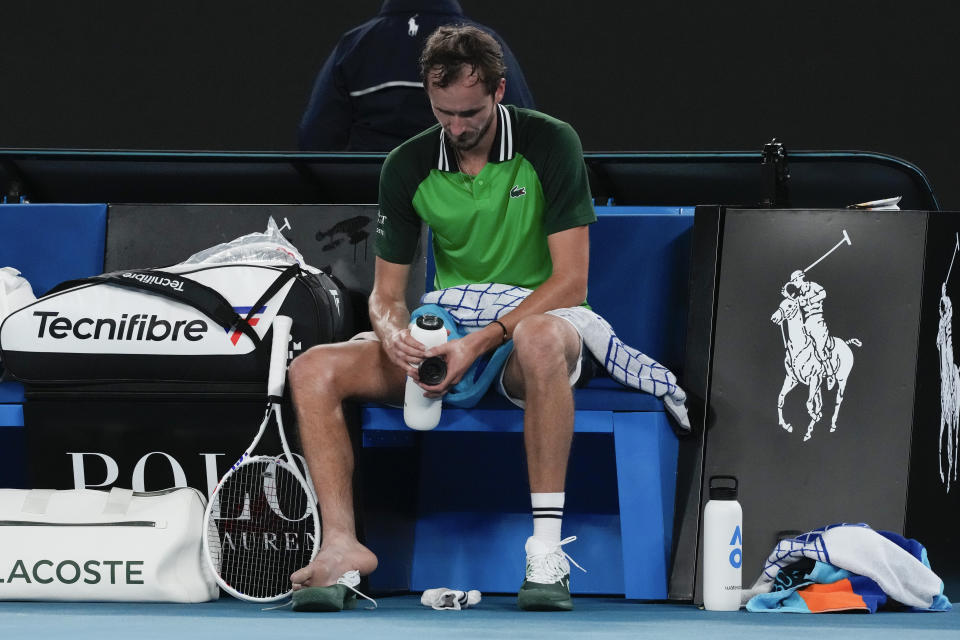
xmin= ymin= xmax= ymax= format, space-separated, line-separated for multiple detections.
xmin=202 ymin=315 xmax=320 ymax=602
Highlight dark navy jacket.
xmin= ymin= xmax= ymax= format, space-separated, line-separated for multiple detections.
xmin=298 ymin=0 xmax=535 ymax=151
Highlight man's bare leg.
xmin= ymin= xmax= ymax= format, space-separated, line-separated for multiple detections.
xmin=502 ymin=314 xmax=582 ymax=492
xmin=288 ymin=339 xmax=405 ymax=589
xmin=504 ymin=314 xmax=583 ymax=611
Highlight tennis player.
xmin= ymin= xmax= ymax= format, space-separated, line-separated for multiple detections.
xmin=288 ymin=24 xmax=596 ymax=612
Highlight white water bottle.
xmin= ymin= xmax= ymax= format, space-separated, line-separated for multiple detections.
xmin=703 ymin=475 xmax=743 ymax=611
xmin=403 ymin=314 xmax=448 ymax=431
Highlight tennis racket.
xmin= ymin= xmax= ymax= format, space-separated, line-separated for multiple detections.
xmin=202 ymin=315 xmax=320 ymax=602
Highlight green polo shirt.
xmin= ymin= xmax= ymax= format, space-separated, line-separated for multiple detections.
xmin=376 ymin=105 xmax=596 ymax=291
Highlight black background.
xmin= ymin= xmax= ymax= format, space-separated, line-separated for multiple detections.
xmin=1 ymin=1 xmax=958 ymax=207
xmin=700 ymin=210 xmax=928 ymax=594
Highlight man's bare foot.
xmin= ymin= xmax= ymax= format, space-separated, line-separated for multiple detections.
xmin=290 ymin=538 xmax=378 ymax=590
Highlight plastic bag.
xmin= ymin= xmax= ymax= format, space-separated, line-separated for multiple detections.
xmin=179 ymin=217 xmax=306 ymax=266
xmin=0 ymin=267 xmax=36 ymax=322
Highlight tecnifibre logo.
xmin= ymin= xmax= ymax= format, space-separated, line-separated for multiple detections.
xmin=121 ymin=272 xmax=185 ymax=292
xmin=33 ymin=311 xmax=209 ymax=342
xmin=228 ymin=305 xmax=265 ymax=346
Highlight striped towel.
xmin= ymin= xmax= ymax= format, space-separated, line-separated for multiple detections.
xmin=420 ymin=283 xmax=690 ymax=431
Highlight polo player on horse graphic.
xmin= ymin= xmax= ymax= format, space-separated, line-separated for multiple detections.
xmin=771 ymin=232 xmax=861 ymax=442
xmin=786 ymin=270 xmax=838 ymax=389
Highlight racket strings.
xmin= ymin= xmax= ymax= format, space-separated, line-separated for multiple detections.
xmin=208 ymin=459 xmax=316 ymax=600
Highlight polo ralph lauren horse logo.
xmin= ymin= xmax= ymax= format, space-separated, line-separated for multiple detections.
xmin=770 ymin=230 xmax=861 ymax=442
xmin=937 ymin=233 xmax=960 ymax=492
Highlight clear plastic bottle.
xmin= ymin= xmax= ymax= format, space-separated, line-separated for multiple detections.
xmin=403 ymin=314 xmax=448 ymax=431
xmin=703 ymin=475 xmax=743 ymax=611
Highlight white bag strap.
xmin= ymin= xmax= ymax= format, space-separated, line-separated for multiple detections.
xmin=21 ymin=489 xmax=56 ymax=514
xmin=104 ymin=487 xmax=134 ymax=516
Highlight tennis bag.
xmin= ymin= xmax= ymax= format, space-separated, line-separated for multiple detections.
xmin=0 ymin=487 xmax=218 ymax=602
xmin=0 ymin=263 xmax=350 ymax=385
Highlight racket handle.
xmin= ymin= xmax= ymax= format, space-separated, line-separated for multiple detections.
xmin=268 ymin=315 xmax=293 ymax=398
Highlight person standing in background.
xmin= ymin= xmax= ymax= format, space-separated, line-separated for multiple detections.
xmin=298 ymin=0 xmax=534 ymax=151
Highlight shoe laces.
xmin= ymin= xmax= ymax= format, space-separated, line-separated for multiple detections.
xmin=338 ymin=569 xmax=378 ymax=609
xmin=525 ymin=536 xmax=587 ymax=584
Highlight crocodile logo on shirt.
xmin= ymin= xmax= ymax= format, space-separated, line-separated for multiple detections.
xmin=510 ymin=185 xmax=526 ymax=198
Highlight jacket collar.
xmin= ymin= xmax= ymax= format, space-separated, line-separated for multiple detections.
xmin=437 ymin=103 xmax=515 ymax=172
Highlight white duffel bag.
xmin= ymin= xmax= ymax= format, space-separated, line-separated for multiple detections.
xmin=0 ymin=487 xmax=218 ymax=602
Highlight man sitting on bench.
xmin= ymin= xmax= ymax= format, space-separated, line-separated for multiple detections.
xmin=288 ymin=24 xmax=596 ymax=612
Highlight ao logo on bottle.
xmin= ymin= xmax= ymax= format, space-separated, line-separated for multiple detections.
xmin=728 ymin=525 xmax=742 ymax=569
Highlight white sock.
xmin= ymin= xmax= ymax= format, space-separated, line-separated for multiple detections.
xmin=531 ymin=492 xmax=564 ymax=544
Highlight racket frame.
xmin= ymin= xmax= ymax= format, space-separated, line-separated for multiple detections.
xmin=201 ymin=315 xmax=320 ymax=602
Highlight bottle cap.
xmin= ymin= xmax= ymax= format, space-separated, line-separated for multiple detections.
xmin=418 ymin=356 xmax=447 ymax=386
xmin=416 ymin=314 xmax=444 ymax=331
xmin=708 ymin=475 xmax=738 ymax=500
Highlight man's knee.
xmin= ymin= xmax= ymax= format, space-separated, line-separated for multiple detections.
xmin=288 ymin=343 xmax=354 ymax=398
xmin=512 ymin=314 xmax=579 ymax=375
xmin=289 ymin=339 xmax=403 ymax=405
xmin=288 ymin=341 xmax=378 ymax=397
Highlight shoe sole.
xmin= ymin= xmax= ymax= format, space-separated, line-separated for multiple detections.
xmin=517 ymin=591 xmax=573 ymax=611
xmin=518 ymin=600 xmax=574 ymax=611
xmin=291 ymin=585 xmax=358 ymax=612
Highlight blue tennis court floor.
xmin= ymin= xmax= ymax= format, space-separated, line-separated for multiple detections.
xmin=1 ymin=595 xmax=957 ymax=640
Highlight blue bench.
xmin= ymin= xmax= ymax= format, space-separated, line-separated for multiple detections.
xmin=0 ymin=204 xmax=107 ymax=488
xmin=360 ymin=208 xmax=694 ymax=598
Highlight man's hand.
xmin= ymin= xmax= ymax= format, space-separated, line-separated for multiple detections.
xmin=382 ymin=326 xmax=429 ymax=379
xmin=417 ymin=331 xmax=491 ymax=398
xmin=369 ymin=258 xmax=423 ymax=377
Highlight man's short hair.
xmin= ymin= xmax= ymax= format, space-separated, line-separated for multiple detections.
xmin=419 ymin=25 xmax=505 ymax=95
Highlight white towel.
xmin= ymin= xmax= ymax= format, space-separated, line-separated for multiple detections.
xmin=743 ymin=523 xmax=945 ymax=609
